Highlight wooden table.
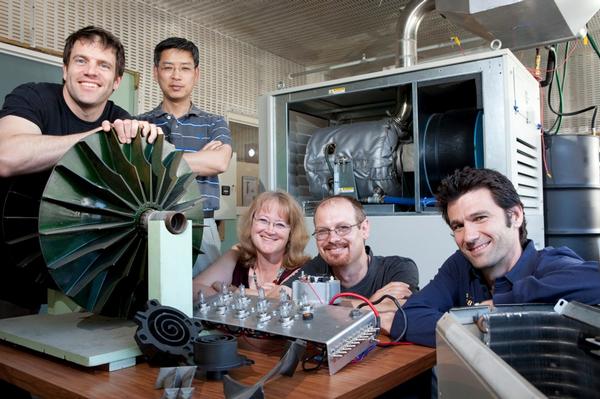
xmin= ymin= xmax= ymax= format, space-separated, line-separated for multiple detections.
xmin=0 ymin=339 xmax=435 ymax=399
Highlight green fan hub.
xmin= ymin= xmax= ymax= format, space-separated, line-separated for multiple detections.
xmin=36 ymin=130 xmax=204 ymax=318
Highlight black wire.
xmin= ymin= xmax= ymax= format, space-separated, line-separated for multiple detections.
xmin=224 ymin=325 xmax=243 ymax=336
xmin=302 ymin=347 xmax=326 ymax=372
xmin=539 ymin=45 xmax=555 ymax=88
xmin=546 ymin=46 xmax=598 ymax=133
xmin=356 ymin=294 xmax=408 ymax=342
xmin=391 ymin=306 xmax=408 ymax=343
xmin=357 ymin=294 xmax=403 ymax=309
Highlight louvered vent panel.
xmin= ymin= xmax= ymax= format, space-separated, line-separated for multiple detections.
xmin=515 ymin=136 xmax=541 ymax=210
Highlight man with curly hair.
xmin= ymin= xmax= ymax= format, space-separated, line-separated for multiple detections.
xmin=382 ymin=167 xmax=600 ymax=347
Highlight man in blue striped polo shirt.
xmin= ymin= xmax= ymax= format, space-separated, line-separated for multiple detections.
xmin=138 ymin=37 xmax=232 ymax=276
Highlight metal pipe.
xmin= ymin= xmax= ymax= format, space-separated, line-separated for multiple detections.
xmin=140 ymin=210 xmax=188 ymax=235
xmin=392 ymin=85 xmax=412 ymax=131
xmin=394 ymin=0 xmax=436 ymax=68
xmin=289 ymin=54 xmax=394 ymax=78
xmin=288 ymin=35 xmax=483 ymax=80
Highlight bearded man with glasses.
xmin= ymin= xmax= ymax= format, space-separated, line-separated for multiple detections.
xmin=284 ymin=195 xmax=419 ymax=314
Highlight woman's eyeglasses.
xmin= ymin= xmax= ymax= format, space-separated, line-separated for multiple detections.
xmin=253 ymin=216 xmax=290 ymax=232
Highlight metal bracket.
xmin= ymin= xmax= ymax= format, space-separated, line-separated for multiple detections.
xmin=554 ymin=299 xmax=600 ymax=330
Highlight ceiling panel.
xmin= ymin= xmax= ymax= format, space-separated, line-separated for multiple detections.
xmin=144 ymin=0 xmax=481 ymax=71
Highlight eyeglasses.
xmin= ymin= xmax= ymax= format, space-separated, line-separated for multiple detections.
xmin=253 ymin=216 xmax=290 ymax=232
xmin=158 ymin=64 xmax=196 ymax=75
xmin=312 ymin=221 xmax=363 ymax=241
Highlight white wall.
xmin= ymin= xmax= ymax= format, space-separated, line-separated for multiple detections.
xmin=0 ymin=0 xmax=307 ymax=117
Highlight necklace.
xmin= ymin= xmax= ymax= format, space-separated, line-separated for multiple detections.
xmin=252 ymin=265 xmax=286 ymax=287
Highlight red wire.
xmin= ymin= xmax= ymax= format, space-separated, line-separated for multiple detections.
xmin=377 ymin=341 xmax=414 ymax=347
xmin=328 ymin=292 xmax=380 ymax=318
xmin=305 ymin=280 xmax=325 ymax=304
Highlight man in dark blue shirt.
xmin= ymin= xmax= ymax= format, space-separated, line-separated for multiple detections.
xmin=382 ymin=167 xmax=600 ymax=347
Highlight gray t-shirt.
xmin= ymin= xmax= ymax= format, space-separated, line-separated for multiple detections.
xmin=284 ymin=246 xmax=419 ymax=297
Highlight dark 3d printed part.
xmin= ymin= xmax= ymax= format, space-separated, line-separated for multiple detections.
xmin=134 ymin=299 xmax=203 ymax=366
xmin=223 ymin=339 xmax=306 ymax=399
xmin=193 ymin=334 xmax=254 ymax=380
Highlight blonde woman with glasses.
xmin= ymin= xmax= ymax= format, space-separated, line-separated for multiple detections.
xmin=193 ymin=191 xmax=310 ymax=298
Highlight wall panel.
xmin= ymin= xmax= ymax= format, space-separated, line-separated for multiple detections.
xmin=0 ymin=0 xmax=307 ymax=118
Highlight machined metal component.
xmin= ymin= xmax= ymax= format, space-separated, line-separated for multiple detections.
xmin=219 ymin=282 xmax=233 ymax=301
xmin=255 ymin=290 xmax=272 ymax=324
xmin=233 ymin=296 xmax=250 ymax=320
xmin=236 ymin=285 xmax=252 ymax=307
xmin=155 ymin=366 xmax=197 ymax=389
xmin=135 ymin=300 xmax=253 ymax=382
xmin=278 ymin=301 xmax=295 ymax=326
xmin=327 ymin=325 xmax=378 ymax=373
xmin=197 ymin=302 xmax=210 ymax=314
xmin=299 ymin=301 xmax=314 ymax=315
xmin=292 ymin=274 xmax=341 ymax=305
xmin=554 ymin=298 xmax=600 ymax=329
xmin=140 ymin=210 xmax=188 ymax=235
xmin=195 ymin=291 xmax=210 ymax=314
xmin=256 ymin=311 xmax=272 ymax=324
xmin=215 ymin=297 xmax=228 ymax=315
xmin=195 ymin=293 xmax=377 ymax=375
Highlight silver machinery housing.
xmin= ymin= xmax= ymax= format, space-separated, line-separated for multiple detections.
xmin=436 ymin=302 xmax=600 ymax=398
xmin=258 ymin=49 xmax=544 ymax=285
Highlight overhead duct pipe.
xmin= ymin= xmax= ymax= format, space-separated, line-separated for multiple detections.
xmin=395 ymin=0 xmax=436 ymax=68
